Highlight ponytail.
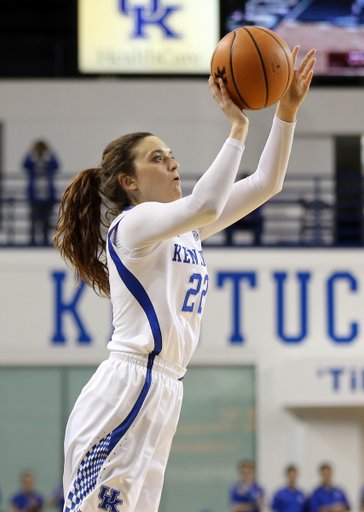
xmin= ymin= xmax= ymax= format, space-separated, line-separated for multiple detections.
xmin=54 ymin=168 xmax=110 ymax=297
xmin=54 ymin=132 xmax=153 ymax=298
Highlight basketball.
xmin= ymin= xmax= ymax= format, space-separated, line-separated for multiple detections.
xmin=211 ymin=26 xmax=294 ymax=111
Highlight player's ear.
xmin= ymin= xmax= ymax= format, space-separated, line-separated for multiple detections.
xmin=118 ymin=173 xmax=138 ymax=191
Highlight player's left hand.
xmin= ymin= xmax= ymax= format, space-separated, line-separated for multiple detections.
xmin=276 ymin=46 xmax=316 ymax=122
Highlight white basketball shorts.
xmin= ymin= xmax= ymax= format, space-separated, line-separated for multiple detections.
xmin=63 ymin=351 xmax=185 ymax=512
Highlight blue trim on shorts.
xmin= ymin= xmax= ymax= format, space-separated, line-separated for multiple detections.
xmin=64 ymin=219 xmax=163 ymax=512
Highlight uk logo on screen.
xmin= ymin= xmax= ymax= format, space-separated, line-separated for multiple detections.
xmin=119 ymin=0 xmax=181 ymax=38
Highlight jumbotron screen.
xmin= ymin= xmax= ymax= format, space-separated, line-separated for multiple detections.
xmin=220 ymin=0 xmax=364 ymax=77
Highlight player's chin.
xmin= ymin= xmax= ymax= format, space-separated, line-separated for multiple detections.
xmin=171 ymin=185 xmax=182 ymax=200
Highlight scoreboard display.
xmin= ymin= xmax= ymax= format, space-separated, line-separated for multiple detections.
xmin=220 ymin=0 xmax=364 ymax=77
xmin=78 ymin=0 xmax=219 ymax=74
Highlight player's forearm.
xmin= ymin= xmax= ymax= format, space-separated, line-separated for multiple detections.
xmin=199 ymin=116 xmax=295 ymax=240
xmin=253 ymin=115 xmax=296 ymax=196
xmin=188 ymin=137 xmax=245 ymax=219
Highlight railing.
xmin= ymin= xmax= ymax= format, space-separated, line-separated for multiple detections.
xmin=0 ymin=172 xmax=362 ymax=247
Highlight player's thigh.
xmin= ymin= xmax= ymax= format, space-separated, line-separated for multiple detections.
xmin=134 ymin=381 xmax=183 ymax=512
xmin=133 ymin=439 xmax=173 ymax=512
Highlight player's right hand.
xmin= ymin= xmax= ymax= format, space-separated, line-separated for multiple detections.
xmin=209 ymin=76 xmax=249 ymax=145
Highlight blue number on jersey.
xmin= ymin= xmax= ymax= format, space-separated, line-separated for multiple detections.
xmin=182 ymin=273 xmax=202 ymax=312
xmin=198 ymin=275 xmax=209 ymax=313
xmin=182 ymin=273 xmax=209 ymax=313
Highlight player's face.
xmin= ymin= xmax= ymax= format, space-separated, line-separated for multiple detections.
xmin=131 ymin=136 xmax=181 ymax=204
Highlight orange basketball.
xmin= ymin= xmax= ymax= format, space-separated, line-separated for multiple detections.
xmin=211 ymin=26 xmax=294 ymax=111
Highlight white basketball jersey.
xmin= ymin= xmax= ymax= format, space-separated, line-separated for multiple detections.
xmin=107 ymin=209 xmax=208 ymax=368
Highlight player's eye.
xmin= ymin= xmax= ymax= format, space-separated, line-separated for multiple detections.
xmin=154 ymin=155 xmax=163 ymax=162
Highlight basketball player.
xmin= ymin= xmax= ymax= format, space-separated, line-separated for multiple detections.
xmin=54 ymin=46 xmax=315 ymax=512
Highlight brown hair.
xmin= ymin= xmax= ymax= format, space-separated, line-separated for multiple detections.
xmin=54 ymin=132 xmax=153 ymax=297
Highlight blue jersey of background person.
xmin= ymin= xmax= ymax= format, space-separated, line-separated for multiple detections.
xmin=272 ymin=465 xmax=306 ymax=512
xmin=310 ymin=463 xmax=350 ymax=512
xmin=229 ymin=460 xmax=264 ymax=512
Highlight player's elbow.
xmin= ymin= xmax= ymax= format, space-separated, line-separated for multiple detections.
xmin=272 ymin=182 xmax=283 ymax=195
xmin=266 ymin=177 xmax=284 ymax=198
xmin=187 ymin=195 xmax=220 ymax=224
xmin=197 ymin=200 xmax=220 ymax=224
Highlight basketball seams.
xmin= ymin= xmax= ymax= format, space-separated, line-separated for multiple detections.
xmin=254 ymin=26 xmax=292 ymax=97
xmin=243 ymin=27 xmax=269 ymax=108
xmin=230 ymin=31 xmax=252 ymax=110
xmin=211 ymin=26 xmax=291 ymax=111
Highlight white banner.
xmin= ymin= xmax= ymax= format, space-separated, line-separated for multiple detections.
xmin=277 ymin=358 xmax=364 ymax=407
xmin=0 ymin=250 xmax=110 ymax=365
xmin=199 ymin=248 xmax=364 ymax=361
xmin=78 ymin=0 xmax=219 ymax=73
xmin=1 ymin=248 xmax=364 ymax=376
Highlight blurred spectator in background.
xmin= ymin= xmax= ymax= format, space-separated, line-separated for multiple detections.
xmin=229 ymin=460 xmax=264 ymax=512
xmin=310 ymin=463 xmax=350 ymax=512
xmin=11 ymin=469 xmax=44 ymax=512
xmin=360 ymin=484 xmax=364 ymax=511
xmin=48 ymin=485 xmax=64 ymax=512
xmin=271 ymin=465 xmax=306 ymax=512
xmin=22 ymin=140 xmax=59 ymax=246
xmin=224 ymin=173 xmax=263 ymax=246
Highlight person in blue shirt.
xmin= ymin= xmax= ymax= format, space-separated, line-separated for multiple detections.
xmin=22 ymin=140 xmax=59 ymax=246
xmin=310 ymin=463 xmax=350 ymax=512
xmin=49 ymin=485 xmax=64 ymax=512
xmin=11 ymin=469 xmax=44 ymax=512
xmin=272 ymin=465 xmax=306 ymax=512
xmin=360 ymin=484 xmax=364 ymax=512
xmin=229 ymin=460 xmax=264 ymax=512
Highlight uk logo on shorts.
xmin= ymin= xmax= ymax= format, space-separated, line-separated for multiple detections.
xmin=98 ymin=486 xmax=123 ymax=512
xmin=118 ymin=0 xmax=181 ymax=39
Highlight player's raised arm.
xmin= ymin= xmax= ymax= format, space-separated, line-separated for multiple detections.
xmin=199 ymin=47 xmax=316 ymax=241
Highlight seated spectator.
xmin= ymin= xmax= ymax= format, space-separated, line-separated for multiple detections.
xmin=229 ymin=460 xmax=264 ymax=512
xmin=271 ymin=465 xmax=306 ymax=512
xmin=225 ymin=173 xmax=263 ymax=246
xmin=22 ymin=140 xmax=59 ymax=246
xmin=310 ymin=463 xmax=350 ymax=512
xmin=11 ymin=469 xmax=44 ymax=512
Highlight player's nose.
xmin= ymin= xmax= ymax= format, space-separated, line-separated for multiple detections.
xmin=169 ymin=158 xmax=179 ymax=171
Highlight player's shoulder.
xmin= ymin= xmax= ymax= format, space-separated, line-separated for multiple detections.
xmin=109 ymin=209 xmax=130 ymax=231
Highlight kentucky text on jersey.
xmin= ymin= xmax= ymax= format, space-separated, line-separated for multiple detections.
xmin=172 ymin=243 xmax=206 ymax=266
